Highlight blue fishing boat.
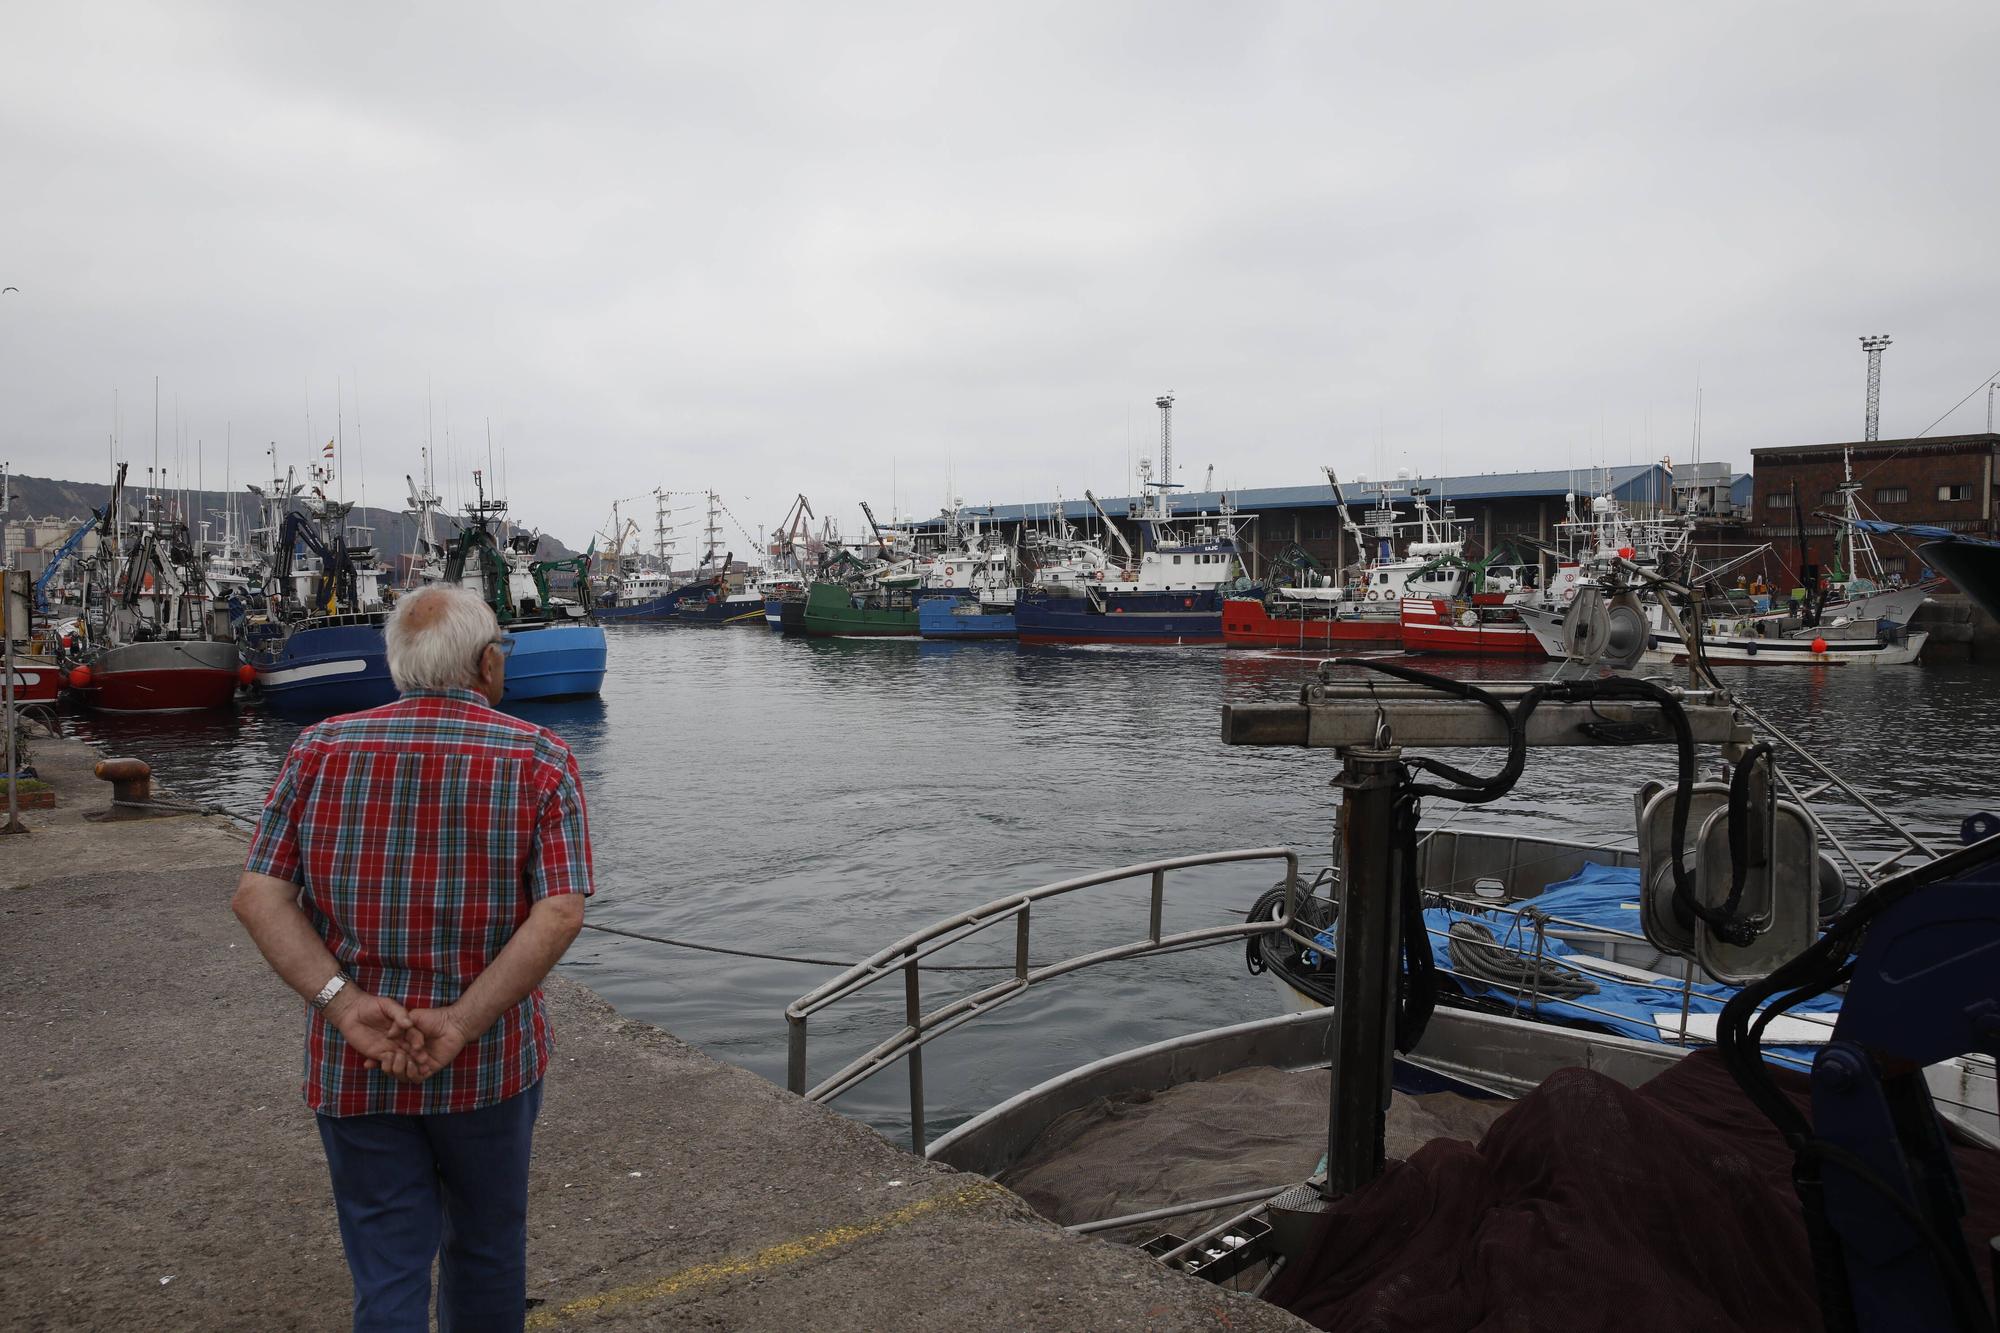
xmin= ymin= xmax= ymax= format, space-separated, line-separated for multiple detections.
xmin=246 ymin=615 xmax=397 ymax=715
xmin=444 ymin=478 xmax=606 ymax=702
xmin=242 ymin=473 xmax=402 ymax=716
xmin=1013 ymin=587 xmax=1230 ymax=645
xmin=676 ymin=582 xmax=767 ymax=625
xmin=1011 ymin=476 xmax=1255 ymax=646
xmin=594 ymin=569 xmax=696 ymax=622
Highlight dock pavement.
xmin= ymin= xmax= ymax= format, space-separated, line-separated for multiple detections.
xmin=0 ymin=736 xmax=1309 ymax=1332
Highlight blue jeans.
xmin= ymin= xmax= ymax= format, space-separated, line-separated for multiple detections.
xmin=316 ymin=1081 xmax=543 ymax=1333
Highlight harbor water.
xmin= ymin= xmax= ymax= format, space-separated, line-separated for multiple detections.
xmin=64 ymin=631 xmax=2000 ymax=1142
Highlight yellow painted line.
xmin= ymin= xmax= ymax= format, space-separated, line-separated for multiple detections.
xmin=526 ymin=1178 xmax=1009 ymax=1327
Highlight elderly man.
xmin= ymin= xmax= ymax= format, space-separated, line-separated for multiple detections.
xmin=233 ymin=584 xmax=592 ymax=1332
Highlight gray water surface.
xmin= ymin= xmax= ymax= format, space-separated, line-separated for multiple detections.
xmin=64 ymin=630 xmax=2000 ymax=1141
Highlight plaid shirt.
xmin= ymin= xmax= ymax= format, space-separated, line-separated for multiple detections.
xmin=245 ymin=688 xmax=593 ymax=1117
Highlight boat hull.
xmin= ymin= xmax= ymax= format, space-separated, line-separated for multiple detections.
xmin=678 ymin=594 xmax=767 ymax=625
xmin=1221 ymin=597 xmax=1402 ymax=650
xmin=248 ymin=618 xmax=396 ymax=716
xmin=917 ymin=600 xmax=1017 ymax=640
xmin=5 ymin=655 xmax=64 ymax=705
xmin=595 ymin=579 xmax=710 ymax=622
xmin=76 ymin=639 xmax=240 ymax=713
xmin=803 ymin=583 xmax=920 ymax=637
xmin=1921 ymin=537 xmax=2000 ymax=623
xmin=1644 ymin=628 xmax=1928 ymax=667
xmin=1400 ymin=598 xmax=1547 ymax=658
xmin=1015 ymin=590 xmax=1225 ymax=646
xmin=503 ymin=622 xmax=607 ymax=700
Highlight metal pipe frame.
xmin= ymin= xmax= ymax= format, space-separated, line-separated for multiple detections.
xmin=1064 ymin=1185 xmax=1291 ymax=1236
xmin=786 ymin=848 xmax=1300 ymax=1118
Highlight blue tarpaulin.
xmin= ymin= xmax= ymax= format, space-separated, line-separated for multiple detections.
xmin=1426 ymin=864 xmax=1840 ymax=1059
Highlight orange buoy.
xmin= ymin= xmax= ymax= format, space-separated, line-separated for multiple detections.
xmin=237 ymin=663 xmax=257 ymax=685
xmin=1810 ymin=637 xmax=1828 ymax=654
xmin=68 ymin=666 xmax=93 ymax=688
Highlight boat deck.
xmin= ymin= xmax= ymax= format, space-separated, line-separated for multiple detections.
xmin=1000 ymin=1065 xmax=1505 ymax=1243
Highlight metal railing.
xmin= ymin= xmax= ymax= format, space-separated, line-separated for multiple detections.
xmin=786 ymin=847 xmax=1299 ymax=1153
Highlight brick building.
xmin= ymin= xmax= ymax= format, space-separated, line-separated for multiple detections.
xmin=1749 ymin=433 xmax=2000 ymax=583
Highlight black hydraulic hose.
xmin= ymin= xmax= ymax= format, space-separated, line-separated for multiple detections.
xmin=1331 ymin=658 xmax=1528 ymax=804
xmin=1393 ymin=796 xmax=1437 ymax=1051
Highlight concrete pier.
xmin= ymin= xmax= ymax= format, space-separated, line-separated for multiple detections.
xmin=0 ymin=737 xmax=1307 ymax=1332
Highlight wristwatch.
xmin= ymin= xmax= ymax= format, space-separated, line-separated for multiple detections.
xmin=310 ymin=974 xmax=350 ymax=1012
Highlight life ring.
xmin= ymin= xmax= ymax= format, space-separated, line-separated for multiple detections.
xmin=1366 ymin=589 xmax=1379 ymax=601
xmin=1561 ymin=587 xmax=1577 ymax=603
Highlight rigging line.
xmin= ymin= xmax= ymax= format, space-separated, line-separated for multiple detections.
xmin=1855 ymin=363 xmax=2000 ymax=482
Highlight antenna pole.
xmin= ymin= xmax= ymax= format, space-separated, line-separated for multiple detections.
xmin=1155 ymin=393 xmax=1175 ymax=490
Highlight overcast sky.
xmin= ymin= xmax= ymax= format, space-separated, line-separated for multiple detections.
xmin=2 ymin=2 xmax=1995 ymax=550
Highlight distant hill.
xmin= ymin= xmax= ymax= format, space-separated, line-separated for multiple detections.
xmin=5 ymin=471 xmax=583 ymax=564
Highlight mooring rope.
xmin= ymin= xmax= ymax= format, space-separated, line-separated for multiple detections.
xmin=114 ymin=794 xmax=1241 ymax=976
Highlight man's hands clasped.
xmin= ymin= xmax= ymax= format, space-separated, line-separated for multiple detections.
xmin=323 ymin=988 xmax=474 ymax=1085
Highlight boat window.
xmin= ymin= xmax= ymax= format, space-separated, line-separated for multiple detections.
xmin=1173 ymin=555 xmax=1182 ymax=564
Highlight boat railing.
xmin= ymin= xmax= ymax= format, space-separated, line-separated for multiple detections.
xmin=785 ymin=846 xmax=1301 ymax=1154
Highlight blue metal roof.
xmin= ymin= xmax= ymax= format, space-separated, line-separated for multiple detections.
xmin=921 ymin=464 xmax=1674 ymax=526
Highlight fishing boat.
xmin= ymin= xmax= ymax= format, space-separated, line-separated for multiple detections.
xmin=1223 ymin=472 xmax=1506 ymax=651
xmin=66 ymin=468 xmax=243 ymax=714
xmin=1849 ymin=518 xmax=2000 ymax=621
xmin=1218 ymin=596 xmax=1402 ymax=651
xmin=595 ymin=568 xmax=694 ymax=622
xmin=239 ymin=462 xmax=402 ymax=715
xmin=444 ymin=475 xmax=605 ymax=700
xmin=4 ymin=655 xmax=64 ymax=706
xmin=677 ymin=580 xmax=767 ymax=625
xmin=801 ymin=579 xmax=922 ymax=637
xmin=1398 ymin=595 xmax=1547 ymax=657
xmin=1013 ymin=477 xmax=1254 ymax=647
xmin=783 ymin=629 xmax=2000 ymax=1328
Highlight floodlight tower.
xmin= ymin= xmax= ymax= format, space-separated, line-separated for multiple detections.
xmin=1860 ymin=334 xmax=1891 ymax=441
xmin=1155 ymin=393 xmax=1175 ymax=488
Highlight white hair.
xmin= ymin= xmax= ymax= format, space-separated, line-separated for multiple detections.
xmin=384 ymin=585 xmax=501 ymax=693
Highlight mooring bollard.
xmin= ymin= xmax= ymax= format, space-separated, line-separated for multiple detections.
xmin=91 ymin=757 xmax=158 ymax=820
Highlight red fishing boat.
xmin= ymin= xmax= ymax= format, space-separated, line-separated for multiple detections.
xmin=4 ymin=655 xmax=65 ymax=706
xmin=65 ymin=465 xmax=246 ymax=714
xmin=68 ymin=639 xmax=243 ymax=712
xmin=1220 ymin=597 xmax=1403 ymax=650
xmin=1399 ymin=596 xmax=1546 ymax=658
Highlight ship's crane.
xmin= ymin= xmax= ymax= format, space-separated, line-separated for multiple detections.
xmin=858 ymin=500 xmax=890 ymax=555
xmin=1083 ymin=490 xmax=1135 ymax=565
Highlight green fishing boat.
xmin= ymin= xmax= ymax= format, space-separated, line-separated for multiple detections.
xmin=802 ymin=581 xmax=921 ymax=637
